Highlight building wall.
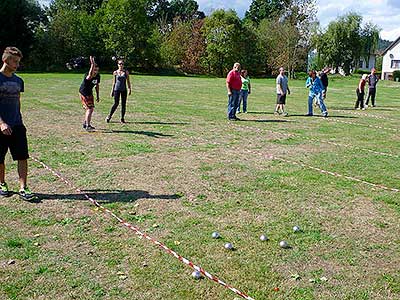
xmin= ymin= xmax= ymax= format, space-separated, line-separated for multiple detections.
xmin=382 ymin=40 xmax=400 ymax=80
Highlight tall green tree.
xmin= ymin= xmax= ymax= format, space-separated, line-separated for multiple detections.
xmin=361 ymin=22 xmax=380 ymax=68
xmin=203 ymin=9 xmax=242 ymax=76
xmin=100 ymin=0 xmax=155 ymax=66
xmin=314 ymin=13 xmax=365 ymax=74
xmin=0 ymin=0 xmax=46 ymax=59
xmin=244 ymin=0 xmax=284 ymax=24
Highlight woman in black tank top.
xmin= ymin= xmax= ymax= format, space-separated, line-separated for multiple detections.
xmin=106 ymin=59 xmax=131 ymax=123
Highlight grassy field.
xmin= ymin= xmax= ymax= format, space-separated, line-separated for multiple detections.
xmin=0 ymin=73 xmax=399 ymax=300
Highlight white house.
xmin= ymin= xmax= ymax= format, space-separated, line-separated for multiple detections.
xmin=381 ymin=36 xmax=400 ymax=80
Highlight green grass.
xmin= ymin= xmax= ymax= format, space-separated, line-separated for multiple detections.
xmin=0 ymin=73 xmax=399 ymax=300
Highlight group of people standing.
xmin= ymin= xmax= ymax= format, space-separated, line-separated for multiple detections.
xmin=79 ymin=56 xmax=131 ymax=131
xmin=355 ymin=68 xmax=379 ymax=110
xmin=225 ymin=63 xmax=331 ymax=119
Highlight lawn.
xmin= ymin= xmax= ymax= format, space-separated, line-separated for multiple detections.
xmin=0 ymin=73 xmax=399 ymax=300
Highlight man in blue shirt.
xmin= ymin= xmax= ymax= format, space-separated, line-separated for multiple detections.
xmin=0 ymin=47 xmax=35 ymax=200
xmin=306 ymin=70 xmax=328 ymax=117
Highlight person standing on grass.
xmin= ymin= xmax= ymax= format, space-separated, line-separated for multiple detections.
xmin=0 ymin=47 xmax=35 ymax=200
xmin=306 ymin=70 xmax=328 ymax=117
xmin=274 ymin=67 xmax=290 ymax=116
xmin=365 ymin=68 xmax=379 ymax=108
xmin=355 ymin=74 xmax=367 ymax=110
xmin=226 ymin=62 xmax=242 ymax=120
xmin=237 ymin=69 xmax=251 ymax=114
xmin=320 ymin=67 xmax=330 ymax=100
xmin=106 ymin=59 xmax=131 ymax=123
xmin=79 ymin=56 xmax=100 ymax=131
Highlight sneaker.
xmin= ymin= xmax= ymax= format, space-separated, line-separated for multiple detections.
xmin=323 ymin=112 xmax=329 ymax=118
xmin=283 ymin=112 xmax=289 ymax=117
xmin=82 ymin=123 xmax=87 ymax=129
xmin=19 ymin=187 xmax=35 ymax=201
xmin=365 ymin=104 xmax=368 ymax=108
xmin=362 ymin=108 xmax=366 ymax=110
xmin=305 ymin=113 xmax=313 ymax=117
xmin=243 ymin=111 xmax=247 ymax=114
xmin=0 ymin=182 xmax=10 ymax=197
xmin=105 ymin=116 xmax=111 ymax=123
xmin=86 ymin=125 xmax=95 ymax=131
xmin=120 ymin=119 xmax=126 ymax=124
xmin=372 ymin=105 xmax=376 ymax=107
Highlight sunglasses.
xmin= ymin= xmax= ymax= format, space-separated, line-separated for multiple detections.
xmin=118 ymin=63 xmax=124 ymax=65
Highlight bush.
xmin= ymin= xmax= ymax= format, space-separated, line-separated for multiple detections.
xmin=393 ymin=70 xmax=400 ymax=81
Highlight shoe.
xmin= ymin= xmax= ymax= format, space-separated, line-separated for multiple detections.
xmin=372 ymin=105 xmax=376 ymax=107
xmin=0 ymin=182 xmax=10 ymax=197
xmin=86 ymin=125 xmax=95 ymax=131
xmin=323 ymin=112 xmax=329 ymax=118
xmin=19 ymin=187 xmax=35 ymax=201
xmin=365 ymin=105 xmax=368 ymax=108
xmin=362 ymin=108 xmax=366 ymax=110
xmin=283 ymin=112 xmax=289 ymax=117
xmin=305 ymin=113 xmax=313 ymax=116
xmin=105 ymin=116 xmax=110 ymax=123
xmin=120 ymin=119 xmax=126 ymax=124
xmin=228 ymin=118 xmax=237 ymax=121
xmin=236 ymin=111 xmax=241 ymax=114
xmin=274 ymin=111 xmax=279 ymax=115
xmin=234 ymin=116 xmax=241 ymax=121
xmin=243 ymin=111 xmax=247 ymax=114
xmin=82 ymin=123 xmax=87 ymax=129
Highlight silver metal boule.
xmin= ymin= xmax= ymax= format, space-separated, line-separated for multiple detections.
xmin=211 ymin=232 xmax=220 ymax=239
xmin=293 ymin=226 xmax=301 ymax=232
xmin=192 ymin=270 xmax=202 ymax=279
xmin=279 ymin=240 xmax=289 ymax=249
xmin=224 ymin=242 xmax=233 ymax=250
xmin=260 ymin=234 xmax=268 ymax=241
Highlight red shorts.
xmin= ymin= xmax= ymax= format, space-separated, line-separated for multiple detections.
xmin=80 ymin=94 xmax=95 ymax=109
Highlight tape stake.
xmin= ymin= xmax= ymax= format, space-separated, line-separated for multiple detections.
xmin=31 ymin=156 xmax=255 ymax=300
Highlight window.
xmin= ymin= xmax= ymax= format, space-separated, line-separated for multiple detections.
xmin=391 ymin=60 xmax=400 ymax=69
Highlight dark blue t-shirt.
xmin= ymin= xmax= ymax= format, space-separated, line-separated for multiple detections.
xmin=0 ymin=72 xmax=24 ymax=127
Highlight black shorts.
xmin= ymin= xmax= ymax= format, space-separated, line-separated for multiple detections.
xmin=0 ymin=125 xmax=29 ymax=163
xmin=276 ymin=94 xmax=286 ymax=104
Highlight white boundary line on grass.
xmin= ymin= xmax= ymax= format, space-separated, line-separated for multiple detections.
xmin=31 ymin=156 xmax=256 ymax=300
xmin=248 ymin=152 xmax=400 ymax=193
xmin=323 ymin=118 xmax=399 ymax=132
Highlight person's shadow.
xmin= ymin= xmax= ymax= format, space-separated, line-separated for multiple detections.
xmin=34 ymin=189 xmax=182 ymax=203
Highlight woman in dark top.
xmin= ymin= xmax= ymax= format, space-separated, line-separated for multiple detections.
xmin=106 ymin=59 xmax=131 ymax=123
xmin=79 ymin=56 xmax=100 ymax=131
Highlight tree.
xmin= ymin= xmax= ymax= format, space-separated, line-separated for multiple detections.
xmin=100 ymin=0 xmax=154 ymax=66
xmin=244 ymin=0 xmax=284 ymax=24
xmin=314 ymin=13 xmax=365 ymax=74
xmin=203 ymin=9 xmax=242 ymax=76
xmin=0 ymin=0 xmax=46 ymax=60
xmin=361 ymin=22 xmax=380 ymax=68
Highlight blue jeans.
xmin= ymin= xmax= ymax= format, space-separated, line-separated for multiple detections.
xmin=228 ymin=89 xmax=240 ymax=119
xmin=237 ymin=90 xmax=249 ymax=113
xmin=308 ymin=92 xmax=327 ymax=115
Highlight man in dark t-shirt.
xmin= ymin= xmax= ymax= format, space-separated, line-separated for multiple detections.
xmin=365 ymin=68 xmax=379 ymax=107
xmin=0 ymin=47 xmax=35 ymax=200
xmin=320 ymin=67 xmax=330 ymax=99
xmin=79 ymin=56 xmax=100 ymax=131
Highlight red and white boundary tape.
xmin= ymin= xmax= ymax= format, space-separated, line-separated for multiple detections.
xmin=31 ymin=156 xmax=255 ymax=300
xmin=250 ymin=152 xmax=400 ymax=193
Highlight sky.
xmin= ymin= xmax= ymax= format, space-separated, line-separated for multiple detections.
xmin=39 ymin=0 xmax=400 ymax=41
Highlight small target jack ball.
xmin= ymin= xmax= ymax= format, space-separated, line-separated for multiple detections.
xmin=211 ymin=232 xmax=220 ymax=239
xmin=260 ymin=234 xmax=268 ymax=241
xmin=192 ymin=270 xmax=202 ymax=279
xmin=112 ymin=56 xmax=117 ymax=61
xmin=293 ymin=226 xmax=301 ymax=232
xmin=224 ymin=242 xmax=233 ymax=250
xmin=279 ymin=240 xmax=289 ymax=249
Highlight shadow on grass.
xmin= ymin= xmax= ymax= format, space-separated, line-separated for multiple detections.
xmin=35 ymin=189 xmax=182 ymax=203
xmin=288 ymin=114 xmax=357 ymax=119
xmin=84 ymin=129 xmax=173 ymax=138
xmin=238 ymin=119 xmax=289 ymax=123
xmin=331 ymin=107 xmax=396 ymax=112
xmin=117 ymin=121 xmax=188 ymax=126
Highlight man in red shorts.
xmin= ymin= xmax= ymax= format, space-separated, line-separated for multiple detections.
xmin=79 ymin=56 xmax=100 ymax=131
xmin=226 ymin=62 xmax=242 ymax=120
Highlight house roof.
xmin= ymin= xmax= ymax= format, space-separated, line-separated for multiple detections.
xmin=382 ymin=36 xmax=400 ymax=56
